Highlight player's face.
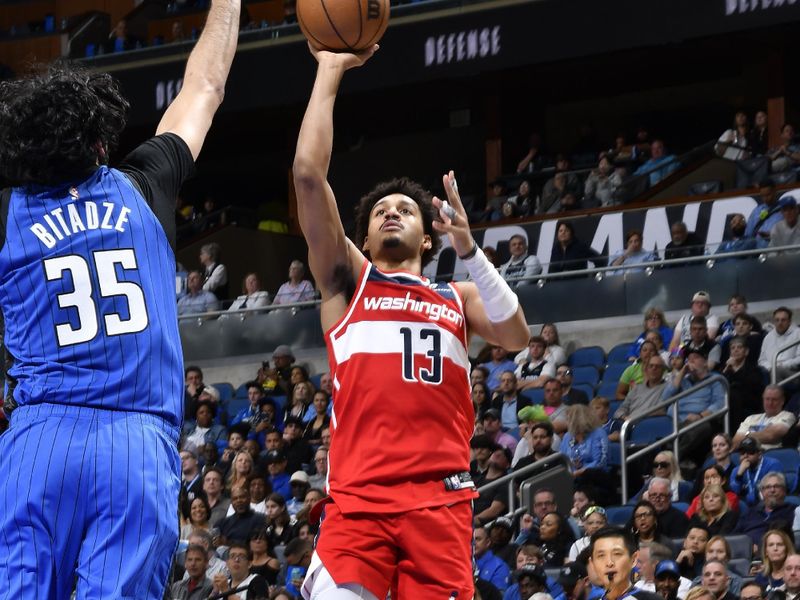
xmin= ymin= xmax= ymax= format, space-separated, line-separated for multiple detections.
xmin=364 ymin=194 xmax=431 ymax=262
xmin=590 ymin=536 xmax=636 ymax=590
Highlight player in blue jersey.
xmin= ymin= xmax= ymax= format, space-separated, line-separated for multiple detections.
xmin=0 ymin=1 xmax=241 ymax=598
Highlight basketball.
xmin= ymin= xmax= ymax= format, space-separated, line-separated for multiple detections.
xmin=297 ymin=0 xmax=390 ymax=52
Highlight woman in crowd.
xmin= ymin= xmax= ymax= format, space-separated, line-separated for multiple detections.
xmin=627 ymin=308 xmax=673 ymax=361
xmin=283 ymin=380 xmax=314 ymax=423
xmin=181 ymin=399 xmax=228 ymax=452
xmin=632 ymin=450 xmax=688 ymax=503
xmin=568 ymin=486 xmax=596 ymax=534
xmin=549 ymin=221 xmax=605 ymax=275
xmin=289 ymin=365 xmax=309 ymax=387
xmin=226 ymin=272 xmax=271 ymax=315
xmin=715 ymin=111 xmax=751 ymax=161
xmin=616 ymin=340 xmax=658 ymax=400
xmin=541 ymin=323 xmax=567 ymax=367
xmin=472 ymin=381 xmax=492 ymax=422
xmin=684 ymin=587 xmax=715 ymax=600
xmin=265 ymin=493 xmax=296 ymax=547
xmin=687 ymin=464 xmax=740 ymax=516
xmin=568 ymin=505 xmax=607 ymax=561
xmin=561 ymin=405 xmax=612 ymax=504
xmin=180 ymin=496 xmax=212 ymax=539
xmin=227 ymin=450 xmax=255 ymax=493
xmin=584 ymin=154 xmax=624 ymax=207
xmin=628 ymin=499 xmax=672 ymax=546
xmin=302 ymin=390 xmax=330 ymax=446
xmin=211 ymin=542 xmax=268 ymax=600
xmin=609 ymin=229 xmax=658 ymax=275
xmin=707 ymin=433 xmax=737 ymax=481
xmin=687 ymin=483 xmax=738 ymax=536
xmin=248 ymin=528 xmax=281 ymax=587
xmin=754 ymin=529 xmax=796 ymax=593
xmin=690 ymin=535 xmax=745 ymax=592
xmin=538 ymin=511 xmax=573 ymax=567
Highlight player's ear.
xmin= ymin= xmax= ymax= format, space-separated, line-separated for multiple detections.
xmin=362 ymin=236 xmax=369 ymax=251
xmin=421 ymin=234 xmax=432 ymax=250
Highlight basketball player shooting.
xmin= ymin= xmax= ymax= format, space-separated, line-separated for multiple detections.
xmin=0 ymin=0 xmax=240 ymax=598
xmin=293 ymin=44 xmax=530 ymax=599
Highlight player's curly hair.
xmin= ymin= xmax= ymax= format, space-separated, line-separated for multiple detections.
xmin=354 ymin=177 xmax=442 ymax=268
xmin=0 ymin=61 xmax=129 ymax=186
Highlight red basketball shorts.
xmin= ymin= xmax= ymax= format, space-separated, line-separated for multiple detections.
xmin=312 ymin=499 xmax=474 ymax=599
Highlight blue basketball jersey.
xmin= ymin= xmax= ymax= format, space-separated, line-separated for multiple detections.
xmin=0 ymin=135 xmax=190 ymax=427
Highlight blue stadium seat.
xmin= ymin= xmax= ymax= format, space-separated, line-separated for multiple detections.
xmin=309 ymin=373 xmax=323 ymax=390
xmin=211 ymin=382 xmax=234 ymax=402
xmin=609 ymin=401 xmax=621 ymax=415
xmin=725 ymin=534 xmax=753 ymax=560
xmin=596 ymin=380 xmax=619 ymax=400
xmin=602 ymin=363 xmax=630 ymax=385
xmin=604 ymin=505 xmax=633 ymax=525
xmin=234 ymin=383 xmax=249 ymax=399
xmin=520 ymin=388 xmax=544 ymax=404
xmin=568 ymin=346 xmax=605 ymax=369
xmin=764 ymin=448 xmax=800 ymax=493
xmin=628 ymin=416 xmax=672 ymax=446
xmin=608 ymin=442 xmax=621 ymax=467
xmin=571 ymin=366 xmax=599 ymax=386
xmin=573 ymin=383 xmax=595 ymax=399
xmin=785 ymin=495 xmax=800 ymax=506
xmin=226 ymin=398 xmax=249 ymax=419
xmin=606 ymin=343 xmax=631 ymax=365
xmin=672 ymin=501 xmax=689 ymax=512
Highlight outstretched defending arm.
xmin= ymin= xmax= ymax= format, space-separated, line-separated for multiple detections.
xmin=435 ymin=172 xmax=530 ymax=351
xmin=292 ymin=46 xmax=376 ymax=304
xmin=156 ymin=0 xmax=241 ymax=159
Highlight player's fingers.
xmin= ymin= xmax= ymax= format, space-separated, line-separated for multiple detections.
xmin=432 ymin=196 xmax=455 ymax=225
xmin=442 ymin=171 xmax=466 ymax=213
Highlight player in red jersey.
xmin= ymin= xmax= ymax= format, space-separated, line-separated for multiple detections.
xmin=293 ymin=43 xmax=530 ymax=600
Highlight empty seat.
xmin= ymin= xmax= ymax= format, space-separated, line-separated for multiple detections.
xmin=688 ymin=180 xmax=722 ymax=196
xmin=725 ymin=534 xmax=753 ymax=560
xmin=211 ymin=382 xmax=235 ymax=402
xmin=568 ymin=346 xmax=606 ymax=369
xmin=571 ymin=366 xmax=599 ymax=386
xmin=606 ymin=343 xmax=631 ymax=365
xmin=573 ymin=383 xmax=596 ymax=399
xmin=603 ymin=363 xmax=630 ymax=386
xmin=604 ymin=505 xmax=633 ymax=526
xmin=596 ymin=380 xmax=619 ymax=400
xmin=520 ymin=388 xmax=544 ymax=404
xmin=627 ymin=416 xmax=673 ymax=446
xmin=765 ymin=448 xmax=800 ymax=493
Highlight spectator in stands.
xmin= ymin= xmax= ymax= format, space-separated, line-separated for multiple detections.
xmin=634 ymin=140 xmax=679 ymax=187
xmin=687 ymin=484 xmax=737 ymax=536
xmin=203 ymin=469 xmax=230 ymax=526
xmin=702 ymin=560 xmax=737 ymax=600
xmin=284 ymin=382 xmax=313 ymax=424
xmin=227 ymin=450 xmax=255 ymax=494
xmin=181 ymin=400 xmax=227 ymax=451
xmin=628 ymin=499 xmax=672 ymax=547
xmin=781 ymin=555 xmax=800 ymax=600
xmin=675 ymin=525 xmax=710 ymax=579
xmin=264 ymin=449 xmax=290 ymax=501
xmin=734 ymin=471 xmax=796 ymax=547
xmin=647 ymin=477 xmax=690 ymax=536
xmin=610 ymin=230 xmax=658 ymax=274
xmin=715 ymin=214 xmax=757 ymax=256
xmin=678 ymin=316 xmax=721 ymax=370
xmin=308 ymin=448 xmax=328 ymax=491
xmin=721 ymin=313 xmax=763 ymax=367
xmin=768 ymin=123 xmax=800 ymax=173
xmin=491 ymin=371 xmax=530 ymax=431
xmin=286 ymin=471 xmax=310 ymax=517
xmin=500 ymin=234 xmax=542 ymax=287
xmin=181 ymin=496 xmax=213 ymax=539
xmin=481 ymin=345 xmax=518 ymax=393
xmin=216 ymin=486 xmax=267 ymax=546
xmin=230 ymin=381 xmax=265 ymax=428
xmin=267 ymin=344 xmax=295 ymax=395
xmin=750 ymin=111 xmax=769 ymax=156
xmin=483 ymin=409 xmax=518 ymax=453
xmin=584 ymin=155 xmax=624 ymax=208
xmin=569 ymin=505 xmax=607 ymax=561
xmin=718 ymin=296 xmax=756 ymax=344
xmin=723 ymin=336 xmax=765 ymax=431
xmin=481 ymin=179 xmax=510 ymax=222
xmin=557 ymin=365 xmax=590 ymax=406
xmin=170 ymin=21 xmax=186 ymax=44
xmin=282 ymin=416 xmax=313 ymax=475
xmin=211 ymin=542 xmax=268 ymax=600
xmin=180 ymin=448 xmax=204 ymax=516
xmin=514 ymin=488 xmax=559 ymax=547
xmin=281 ymin=0 xmax=298 ymax=24
xmin=507 ymin=563 xmax=550 ymax=600
xmin=746 ymin=181 xmax=783 ymax=248
xmin=733 ymin=386 xmax=795 ymax=451
xmin=643 ymin=555 xmax=691 ymax=600
xmin=617 ymin=341 xmax=659 ymax=400
xmin=770 ymin=195 xmax=800 ymax=250
xmin=247 ymin=529 xmax=281 ymax=587
xmin=538 ymin=511 xmax=574 ymax=567
xmin=184 ymin=365 xmax=206 ymax=414
xmin=561 ymin=405 xmax=611 ymax=502
xmin=591 ymin=396 xmax=622 ymax=441
xmin=178 ymin=270 xmax=219 ymax=315
xmin=488 ymin=516 xmax=517 ymax=569
xmin=226 ymin=272 xmax=271 ymax=316
xmin=632 ymin=451 xmax=686 ymax=503
xmin=105 ymin=19 xmax=141 ymax=53
xmin=302 ymin=390 xmax=329 ymax=445
xmin=172 ymin=543 xmax=213 ymax=599
xmin=629 ymin=309 xmax=674 ymax=361
xmin=470 ymin=434 xmax=495 ymax=483
xmin=615 ymin=355 xmax=667 ymax=421
xmin=515 ymin=336 xmax=556 ymax=391
xmin=513 ymin=418 xmax=559 ymax=469
xmin=505 ymin=179 xmax=536 ymax=217
xmin=543 ymin=379 xmax=569 ymax=435
xmin=759 ymin=307 xmax=800 ymax=380
xmin=472 ymin=381 xmax=492 ymax=421
xmin=549 ymin=221 xmax=604 ymax=274
xmin=692 ymin=537 xmax=744 ymax=594
xmin=272 ymin=260 xmax=315 ymax=305
xmin=264 ymin=493 xmax=295 ymax=547
xmin=472 ymin=365 xmax=490 ymax=386
xmin=541 ymin=323 xmax=568 ymax=367
xmin=199 ymin=242 xmax=228 ymax=300
xmin=687 ymin=464 xmax=739 ymax=515
xmin=669 ymin=291 xmax=719 ymax=352
xmin=475 ymin=526 xmax=511 ymax=592
xmin=716 ymin=112 xmax=751 ymax=161
xmin=754 ymin=530 xmax=795 ymax=592
xmin=541 ymin=155 xmax=583 ymax=214
xmin=517 ymin=132 xmax=547 ymax=174
xmin=473 ymin=447 xmax=512 ymax=528
xmin=664 ymin=222 xmax=705 ymax=263
xmin=731 ymin=436 xmax=784 ymax=505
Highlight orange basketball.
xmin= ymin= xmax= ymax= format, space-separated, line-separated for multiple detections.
xmin=297 ymin=0 xmax=390 ymax=52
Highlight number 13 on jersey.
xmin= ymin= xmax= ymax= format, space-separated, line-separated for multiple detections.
xmin=400 ymin=326 xmax=442 ymax=384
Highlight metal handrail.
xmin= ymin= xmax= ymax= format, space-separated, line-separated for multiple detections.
xmin=619 ymin=374 xmax=729 ymax=503
xmin=177 ymin=298 xmax=319 ymax=322
xmin=476 ymin=452 xmax=572 ymax=524
xmin=772 ymin=337 xmax=800 ymax=386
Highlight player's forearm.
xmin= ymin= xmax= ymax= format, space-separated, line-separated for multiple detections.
xmin=183 ymin=0 xmax=240 ymax=103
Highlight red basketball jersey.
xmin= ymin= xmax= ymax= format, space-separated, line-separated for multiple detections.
xmin=324 ymin=261 xmax=477 ymax=515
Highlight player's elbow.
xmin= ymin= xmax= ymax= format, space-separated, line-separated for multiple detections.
xmin=293 ymin=159 xmax=325 ymax=192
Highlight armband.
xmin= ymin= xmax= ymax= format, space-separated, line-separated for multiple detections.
xmin=462 ymin=247 xmax=519 ymax=323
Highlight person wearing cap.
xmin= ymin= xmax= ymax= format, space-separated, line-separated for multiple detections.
xmin=746 ymin=179 xmax=784 ymax=248
xmin=499 ymin=234 xmax=542 ymax=288
xmin=716 ymin=213 xmax=758 ymax=257
xmin=662 ymin=348 xmax=726 ymax=466
xmin=505 ymin=564 xmax=550 ymax=600
xmin=473 ymin=447 xmax=512 ymax=528
xmin=475 ymin=525 xmax=512 ymax=592
xmin=282 ymin=415 xmax=314 ymax=475
xmin=635 ymin=545 xmax=692 ymax=600
xmin=471 ymin=434 xmax=499 ymax=484
xmin=484 ymin=408 xmax=520 ymax=453
xmin=490 ymin=516 xmax=518 ymax=569
xmin=653 ymin=559 xmax=687 ymax=600
xmin=678 ymin=316 xmax=721 ymax=370
xmin=669 ymin=292 xmax=719 ymax=353
xmin=286 ymin=470 xmax=310 ymax=517
xmin=769 ymin=195 xmax=800 ymax=251
xmin=265 ymin=449 xmax=291 ymax=501
xmin=554 ymin=561 xmax=590 ymax=600
xmin=267 ymin=344 xmax=295 ymax=394
xmin=759 ymin=307 xmax=800 ymax=380
xmin=734 ymin=472 xmax=796 ymax=546
xmin=733 ymin=386 xmax=795 ymax=451
xmin=730 ymin=436 xmax=784 ymax=505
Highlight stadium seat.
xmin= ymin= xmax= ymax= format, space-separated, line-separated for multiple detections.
xmin=764 ymin=448 xmax=800 ymax=493
xmin=773 ymin=170 xmax=798 ymax=185
xmin=226 ymin=398 xmax=249 ymax=419
xmin=725 ymin=534 xmax=753 ymax=560
xmin=212 ymin=382 xmax=235 ymax=402
xmin=520 ymin=388 xmax=544 ymax=404
xmin=688 ymin=180 xmax=722 ymax=195
xmin=728 ymin=558 xmax=751 ymax=578
xmin=604 ymin=505 xmax=633 ymax=526
xmin=609 ymin=401 xmax=622 ymax=415
xmin=596 ymin=380 xmax=619 ymax=400
xmin=573 ymin=383 xmax=595 ymax=399
xmin=606 ymin=343 xmax=630 ymax=365
xmin=603 ymin=363 xmax=629 ymax=385
xmin=627 ymin=416 xmax=672 ymax=446
xmin=568 ymin=346 xmax=605 ymax=369
xmin=234 ymin=383 xmax=249 ymax=399
xmin=785 ymin=495 xmax=800 ymax=506
xmin=608 ymin=442 xmax=621 ymax=467
xmin=672 ymin=501 xmax=689 ymax=512
xmin=309 ymin=373 xmax=323 ymax=390
xmin=571 ymin=366 xmax=599 ymax=386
